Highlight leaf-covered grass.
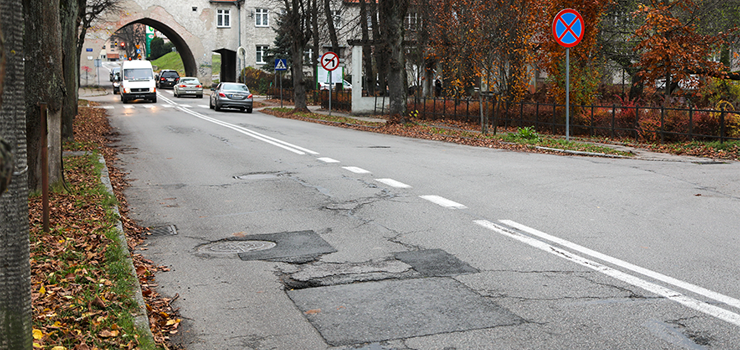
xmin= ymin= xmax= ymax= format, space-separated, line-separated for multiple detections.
xmin=263 ymin=108 xmax=632 ymax=157
xmin=30 ymin=153 xmax=157 ymax=350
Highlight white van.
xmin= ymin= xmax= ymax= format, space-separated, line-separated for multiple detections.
xmin=119 ymin=60 xmax=157 ymax=103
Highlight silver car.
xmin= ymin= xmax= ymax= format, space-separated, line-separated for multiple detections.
xmin=210 ymin=83 xmax=253 ymax=113
xmin=174 ymin=77 xmax=203 ymax=98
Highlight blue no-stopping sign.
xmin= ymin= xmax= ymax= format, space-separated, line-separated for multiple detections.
xmin=552 ymin=9 xmax=584 ymax=48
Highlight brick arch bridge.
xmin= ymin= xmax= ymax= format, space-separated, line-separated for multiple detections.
xmin=82 ymin=0 xmax=247 ymax=87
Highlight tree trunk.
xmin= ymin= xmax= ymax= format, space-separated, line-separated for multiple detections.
xmin=0 ymin=0 xmax=32 ymax=348
xmin=284 ymin=0 xmax=309 ymax=112
xmin=370 ymin=0 xmax=387 ymax=92
xmin=59 ymin=0 xmax=81 ymax=142
xmin=311 ymin=0 xmax=319 ymax=94
xmin=378 ymin=0 xmax=408 ymax=121
xmin=323 ymin=0 xmax=339 ymax=54
xmin=24 ymin=0 xmax=65 ymax=192
xmin=359 ymin=0 xmax=375 ymax=95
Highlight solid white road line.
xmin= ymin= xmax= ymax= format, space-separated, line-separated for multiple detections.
xmin=474 ymin=220 xmax=740 ymax=328
xmin=317 ymin=157 xmax=340 ymax=163
xmin=159 ymin=95 xmax=319 ymax=156
xmin=420 ymin=195 xmax=466 ymax=209
xmin=501 ymin=219 xmax=740 ymax=311
xmin=376 ymin=178 xmax=411 ymax=188
xmin=342 ymin=166 xmax=371 ymax=174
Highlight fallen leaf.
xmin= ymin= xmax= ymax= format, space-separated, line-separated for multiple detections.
xmin=304 ymin=309 xmax=321 ymax=315
xmin=32 ymin=329 xmax=43 ymax=339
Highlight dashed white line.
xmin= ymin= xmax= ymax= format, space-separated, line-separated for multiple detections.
xmin=162 ymin=105 xmax=175 ymax=108
xmin=376 ymin=178 xmax=411 ymax=188
xmin=198 ymin=105 xmax=209 ymax=108
xmin=501 ymin=219 xmax=740 ymax=312
xmin=420 ymin=195 xmax=466 ymax=209
xmin=122 ymin=105 xmax=135 ymax=109
xmin=317 ymin=157 xmax=340 ymax=163
xmin=474 ymin=219 xmax=740 ymax=328
xmin=342 ymin=166 xmax=371 ymax=174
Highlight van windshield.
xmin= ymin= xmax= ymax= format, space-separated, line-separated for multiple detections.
xmin=123 ymin=68 xmax=153 ymax=81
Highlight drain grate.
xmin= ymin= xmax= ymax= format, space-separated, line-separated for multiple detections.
xmin=147 ymin=225 xmax=177 ymax=236
xmin=199 ymin=240 xmax=277 ymax=254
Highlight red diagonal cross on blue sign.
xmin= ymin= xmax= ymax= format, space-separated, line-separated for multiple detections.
xmin=552 ymin=9 xmax=584 ymax=48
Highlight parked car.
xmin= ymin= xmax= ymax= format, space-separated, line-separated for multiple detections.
xmin=156 ymin=69 xmax=180 ymax=89
xmin=109 ymin=67 xmax=120 ymax=82
xmin=319 ymin=80 xmax=352 ymax=91
xmin=174 ymin=77 xmax=203 ymax=98
xmin=210 ymin=83 xmax=253 ymax=113
xmin=112 ymin=72 xmax=121 ymax=94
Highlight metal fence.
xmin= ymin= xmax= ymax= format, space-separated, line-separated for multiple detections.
xmin=408 ymin=97 xmax=740 ymax=143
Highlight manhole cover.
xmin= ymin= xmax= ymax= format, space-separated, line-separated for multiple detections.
xmin=147 ymin=225 xmax=177 ymax=237
xmin=199 ymin=240 xmax=276 ymax=254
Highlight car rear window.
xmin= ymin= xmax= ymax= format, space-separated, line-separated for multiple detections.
xmin=222 ymin=83 xmax=248 ymax=92
xmin=162 ymin=71 xmax=179 ymax=77
xmin=181 ymin=79 xmax=199 ymax=84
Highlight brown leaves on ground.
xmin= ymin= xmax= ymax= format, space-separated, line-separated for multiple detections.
xmin=30 ymin=104 xmax=183 ymax=349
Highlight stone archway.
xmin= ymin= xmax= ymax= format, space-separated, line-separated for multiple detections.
xmin=81 ymin=1 xmax=225 ymax=87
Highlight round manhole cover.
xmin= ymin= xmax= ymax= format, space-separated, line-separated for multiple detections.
xmin=199 ymin=240 xmax=276 ymax=254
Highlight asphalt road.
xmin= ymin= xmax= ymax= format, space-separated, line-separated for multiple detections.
xmin=85 ymin=86 xmax=740 ymax=350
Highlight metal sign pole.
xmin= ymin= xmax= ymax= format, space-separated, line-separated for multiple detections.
xmin=566 ymin=48 xmax=570 ymax=141
xmin=329 ymin=71 xmax=333 ymax=116
xmin=279 ymin=72 xmax=283 ymax=109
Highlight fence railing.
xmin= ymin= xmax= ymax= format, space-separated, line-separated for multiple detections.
xmin=408 ymin=97 xmax=740 ymax=143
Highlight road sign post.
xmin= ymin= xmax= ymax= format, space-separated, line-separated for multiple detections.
xmin=553 ymin=8 xmax=584 ymax=141
xmin=275 ymin=59 xmax=288 ymax=108
xmin=321 ymin=52 xmax=339 ymax=116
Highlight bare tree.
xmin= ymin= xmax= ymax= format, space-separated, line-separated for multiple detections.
xmin=0 ymin=0 xmax=31 ymax=348
xmin=377 ymin=0 xmax=409 ymax=120
xmin=282 ymin=0 xmax=312 ymax=112
xmin=110 ymin=23 xmax=146 ymax=60
xmin=59 ymin=0 xmax=85 ymax=141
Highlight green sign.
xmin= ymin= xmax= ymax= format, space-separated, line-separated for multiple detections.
xmin=145 ymin=26 xmax=155 ymax=58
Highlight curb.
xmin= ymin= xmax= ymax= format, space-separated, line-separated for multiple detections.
xmin=64 ymin=151 xmax=154 ymax=343
xmin=97 ymin=154 xmax=154 ymax=340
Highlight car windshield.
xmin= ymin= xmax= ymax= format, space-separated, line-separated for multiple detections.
xmin=222 ymin=83 xmax=248 ymax=92
xmin=123 ymin=68 xmax=153 ymax=81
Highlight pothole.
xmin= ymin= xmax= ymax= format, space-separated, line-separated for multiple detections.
xmin=233 ymin=172 xmax=286 ymax=180
xmin=197 ymin=240 xmax=276 ymax=255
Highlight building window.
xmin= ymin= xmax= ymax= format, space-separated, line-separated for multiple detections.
xmin=217 ymin=9 xmax=230 ymax=28
xmin=256 ymin=46 xmax=268 ymax=64
xmin=256 ymin=8 xmax=269 ymax=27
xmin=405 ymin=12 xmax=418 ymax=31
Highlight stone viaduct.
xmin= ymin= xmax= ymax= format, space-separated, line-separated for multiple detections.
xmin=81 ymin=0 xmax=278 ymax=87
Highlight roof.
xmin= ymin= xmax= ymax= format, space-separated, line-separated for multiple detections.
xmin=209 ymin=0 xmax=238 ymax=3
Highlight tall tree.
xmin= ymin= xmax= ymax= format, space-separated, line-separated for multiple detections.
xmin=0 ymin=0 xmax=31 ymax=347
xmin=59 ymin=0 xmax=84 ymax=141
xmin=632 ymin=0 xmax=728 ymax=102
xmin=282 ymin=0 xmax=311 ymax=112
xmin=358 ymin=0 xmax=376 ymax=95
xmin=377 ymin=0 xmax=409 ymax=120
xmin=24 ymin=0 xmax=65 ymax=192
xmin=597 ymin=0 xmax=646 ymax=100
xmin=323 ymin=0 xmax=340 ymax=54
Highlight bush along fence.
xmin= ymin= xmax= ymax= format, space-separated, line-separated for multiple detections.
xmin=408 ymin=96 xmax=740 ymax=143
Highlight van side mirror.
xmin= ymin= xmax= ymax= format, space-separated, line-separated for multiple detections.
xmin=114 ymin=73 xmax=120 ymax=82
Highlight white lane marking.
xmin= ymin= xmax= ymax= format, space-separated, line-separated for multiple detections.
xmin=376 ymin=178 xmax=411 ymax=188
xmin=122 ymin=105 xmax=135 ymax=109
xmin=474 ymin=220 xmax=740 ymax=327
xmin=160 ymin=95 xmax=318 ymax=155
xmin=343 ymin=166 xmax=371 ymax=174
xmin=501 ymin=220 xmax=740 ymax=311
xmin=318 ymin=157 xmax=340 ymax=163
xmin=100 ymin=106 xmax=114 ymax=109
xmin=140 ymin=104 xmax=155 ymax=109
xmin=162 ymin=105 xmax=175 ymax=108
xmin=198 ymin=105 xmax=209 ymax=108
xmin=178 ymin=104 xmax=192 ymax=108
xmin=420 ymin=195 xmax=466 ymax=209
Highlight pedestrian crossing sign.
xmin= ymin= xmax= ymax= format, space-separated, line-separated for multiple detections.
xmin=275 ymin=59 xmax=287 ymax=71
